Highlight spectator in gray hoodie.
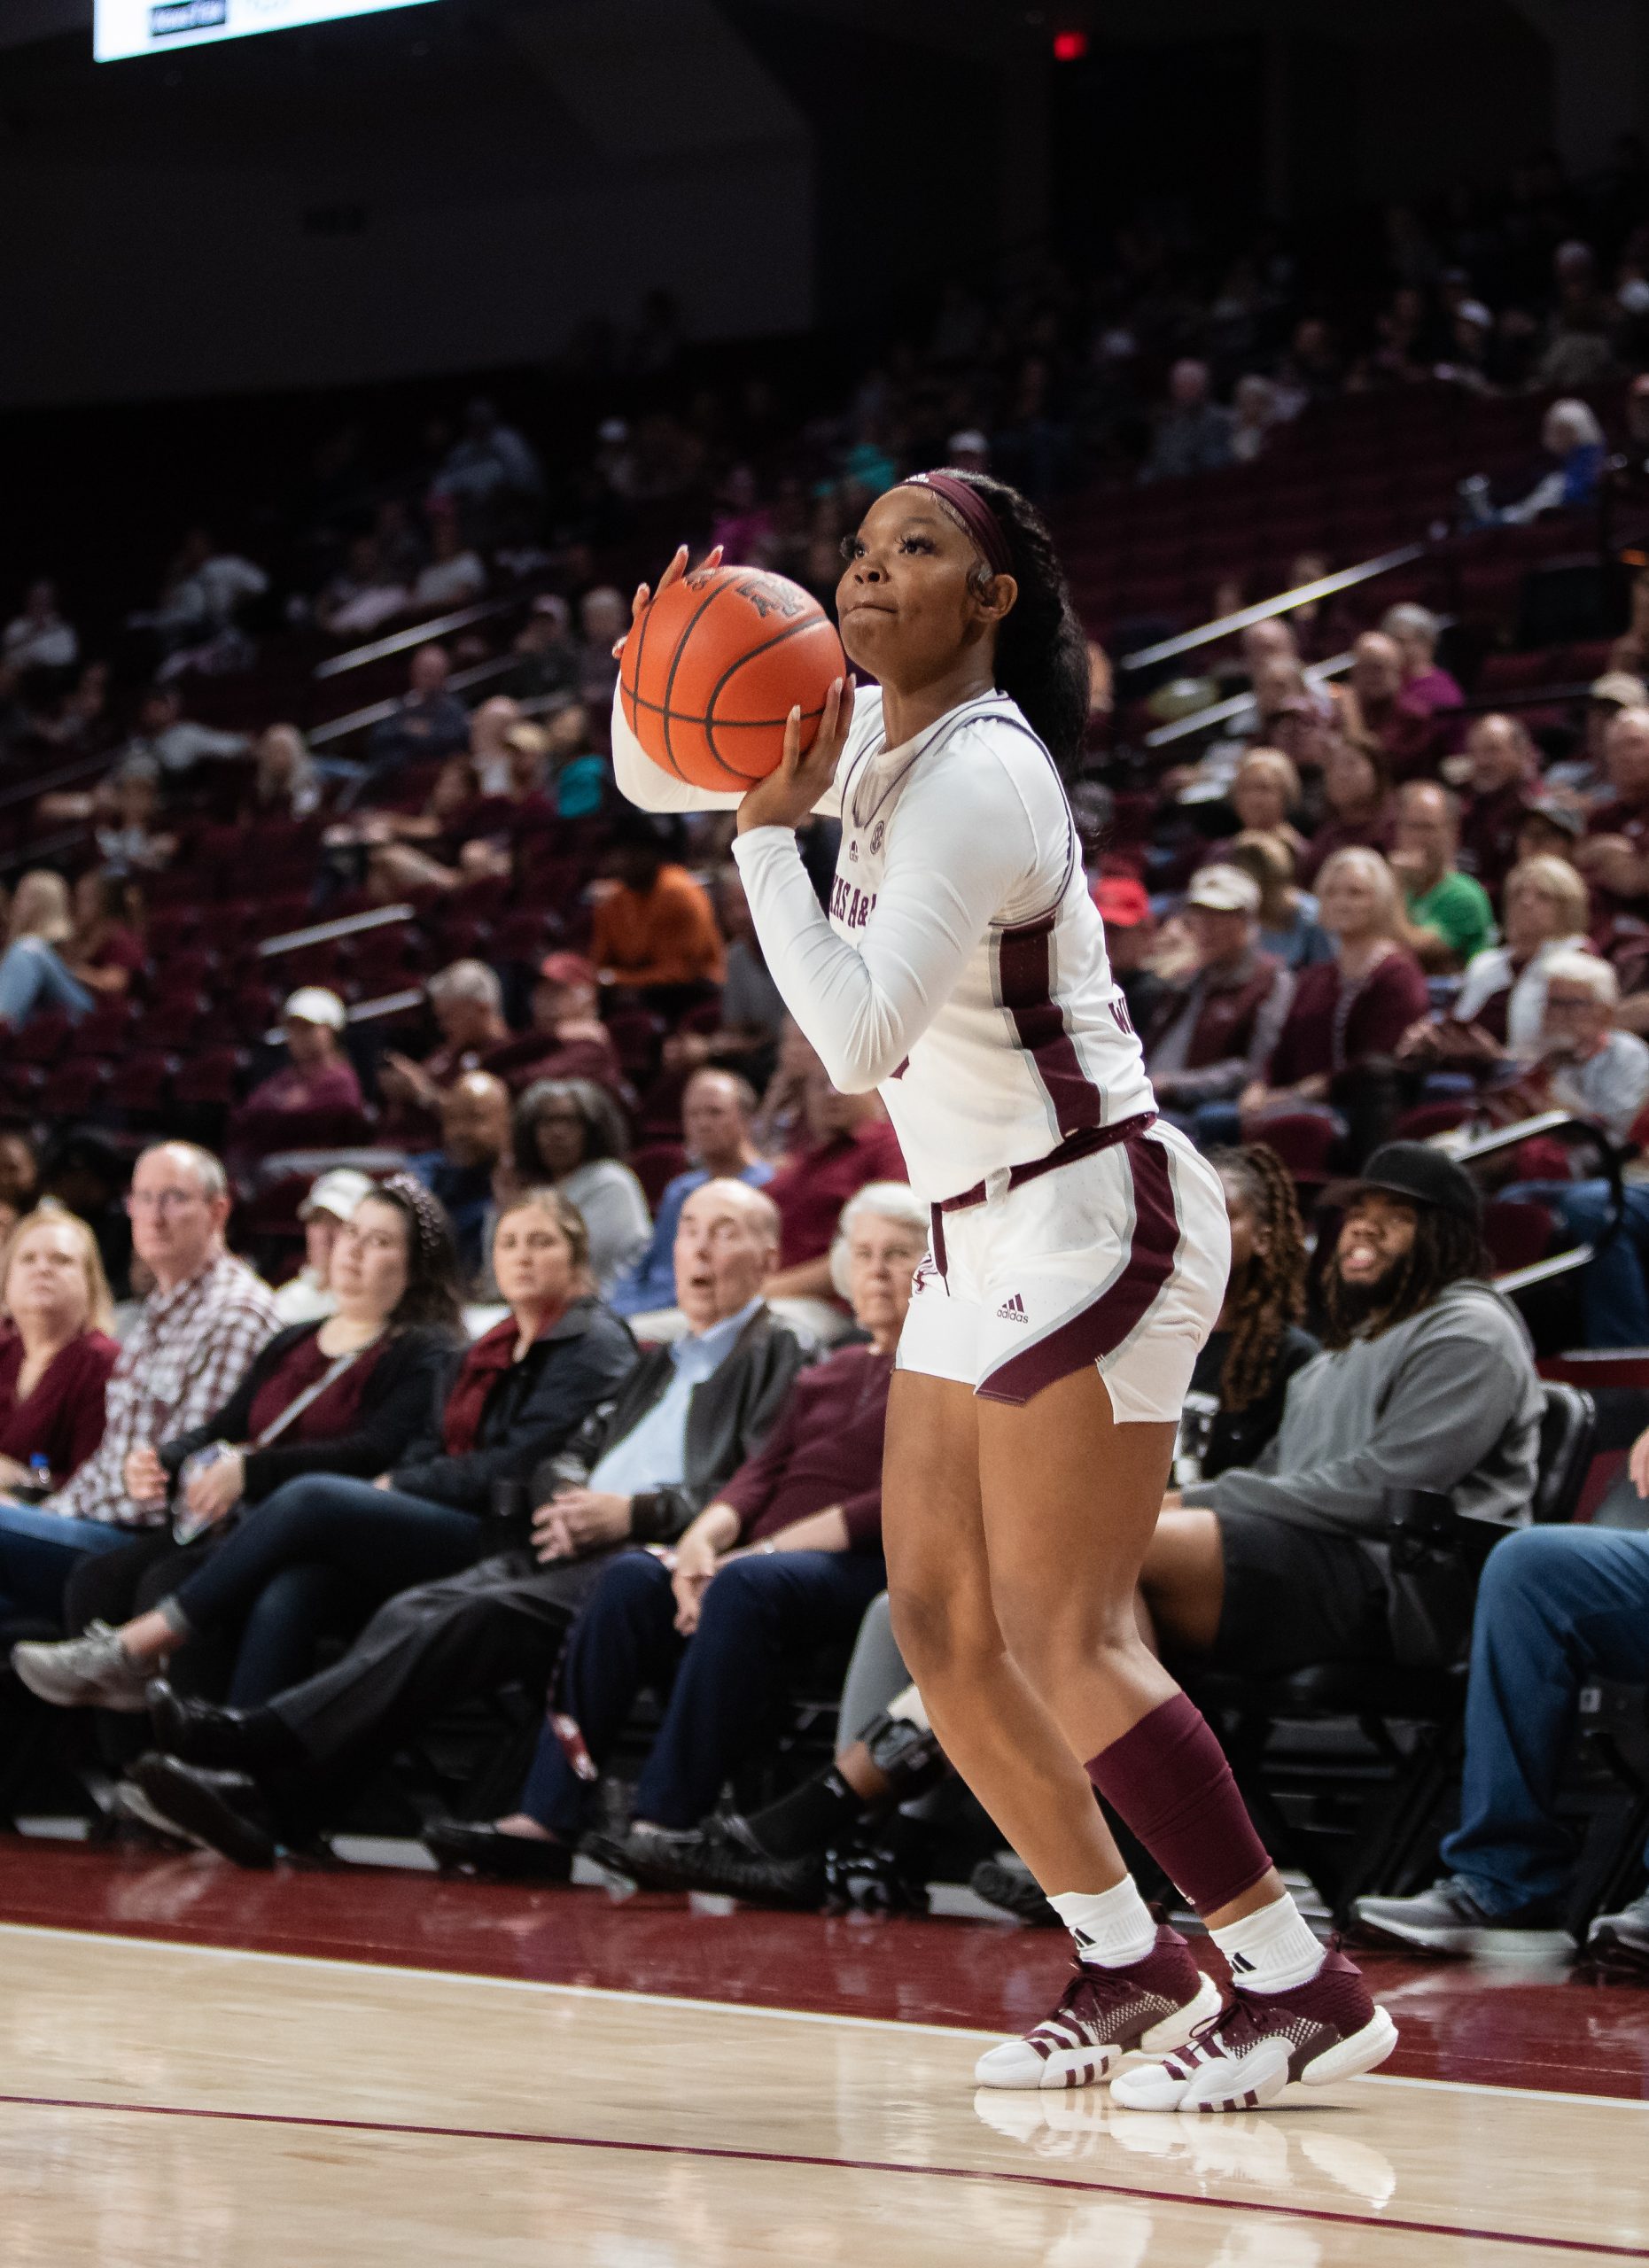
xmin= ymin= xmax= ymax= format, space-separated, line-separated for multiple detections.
xmin=1138 ymin=1143 xmax=1543 ymax=1675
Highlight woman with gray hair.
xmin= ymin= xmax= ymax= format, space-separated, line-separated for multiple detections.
xmin=513 ymin=1076 xmax=650 ymax=1294
xmin=828 ymin=1180 xmax=929 ymax=1300
xmin=378 ymin=959 xmax=509 ymax=1139
xmin=1501 ymin=399 xmax=1606 ymax=524
xmin=1380 ymin=603 xmax=1464 ymax=716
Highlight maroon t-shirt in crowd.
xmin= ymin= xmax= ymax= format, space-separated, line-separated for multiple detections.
xmin=239 ymin=1057 xmax=364 ymax=1119
xmin=716 ymin=1344 xmax=893 ymax=1550
xmin=481 ymin=1025 xmax=624 ymax=1097
xmin=244 ymin=1327 xmax=386 ymax=1446
xmin=764 ymin=1121 xmax=908 ymax=1272
xmin=1264 ymin=949 xmax=1430 ymax=1087
xmin=0 ymin=1326 xmax=120 ymax=1483
xmin=84 ymin=926 xmax=145 ymax=979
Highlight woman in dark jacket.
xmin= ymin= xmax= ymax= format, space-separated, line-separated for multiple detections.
xmin=25 ymin=1188 xmax=635 ymax=1710
xmin=36 ymin=1175 xmax=462 ymax=1712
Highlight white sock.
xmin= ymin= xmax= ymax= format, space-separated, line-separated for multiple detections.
xmin=1211 ymin=1892 xmax=1324 ymax=1994
xmin=1049 ymin=1878 xmax=1158 ymax=1969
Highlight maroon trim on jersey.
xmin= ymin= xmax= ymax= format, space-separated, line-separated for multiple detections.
xmin=997 ymin=913 xmax=1106 ymax=1136
xmin=938 ymin=1111 xmax=1156 ymax=1216
xmin=975 ymin=1132 xmax=1181 ymax=1407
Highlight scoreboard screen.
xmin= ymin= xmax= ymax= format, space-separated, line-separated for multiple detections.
xmin=95 ymin=0 xmax=439 ymax=61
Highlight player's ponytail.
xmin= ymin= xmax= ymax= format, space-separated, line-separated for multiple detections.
xmin=944 ymin=470 xmax=1092 ymax=777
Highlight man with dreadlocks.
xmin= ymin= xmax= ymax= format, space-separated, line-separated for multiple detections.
xmin=1138 ymin=1143 xmax=1542 ymax=1682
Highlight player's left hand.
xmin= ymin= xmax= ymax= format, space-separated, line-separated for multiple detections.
xmin=735 ymin=674 xmax=855 ymax=835
xmin=611 ymin=543 xmax=725 ymax=662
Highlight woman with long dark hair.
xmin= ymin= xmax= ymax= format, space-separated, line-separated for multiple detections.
xmin=1179 ymin=1146 xmax=1318 ymax=1484
xmin=16 ymin=1175 xmax=463 ymax=1709
xmin=607 ymin=474 xmax=1396 ymax=2114
xmin=18 ymin=1187 xmax=634 ymax=1726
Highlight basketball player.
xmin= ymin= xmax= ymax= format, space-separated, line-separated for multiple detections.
xmin=609 ymin=476 xmax=1396 ymax=2113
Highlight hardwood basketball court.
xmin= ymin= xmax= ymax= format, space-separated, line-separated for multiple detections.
xmin=2 ymin=1840 xmax=1646 ymax=2264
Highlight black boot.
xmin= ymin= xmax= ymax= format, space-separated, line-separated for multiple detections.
xmin=147 ymin=1679 xmax=299 ymax=1772
xmin=617 ymin=1817 xmax=827 ymax=1907
xmin=970 ymin=1852 xmax=1062 ymax=1927
xmin=129 ymin=1753 xmax=282 ymax=1868
xmin=423 ymin=1818 xmax=573 ymax=1881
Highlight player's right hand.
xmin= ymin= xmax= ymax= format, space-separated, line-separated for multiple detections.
xmin=611 ymin=542 xmax=724 ymax=659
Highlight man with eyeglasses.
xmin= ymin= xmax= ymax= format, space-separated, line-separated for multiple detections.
xmin=0 ymin=1142 xmax=280 ymax=1621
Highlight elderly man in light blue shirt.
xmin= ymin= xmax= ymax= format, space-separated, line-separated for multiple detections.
xmin=611 ymin=1068 xmax=774 ymax=1325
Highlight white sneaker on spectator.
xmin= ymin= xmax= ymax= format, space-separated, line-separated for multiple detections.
xmin=12 ymin=1623 xmax=152 ymax=1712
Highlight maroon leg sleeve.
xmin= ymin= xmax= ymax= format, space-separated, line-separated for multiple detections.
xmin=1085 ymin=1690 xmax=1272 ymax=1915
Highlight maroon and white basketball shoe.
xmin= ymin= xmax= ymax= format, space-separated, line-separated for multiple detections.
xmin=1109 ymin=1945 xmax=1397 ymax=2112
xmin=974 ymin=1926 xmax=1223 ymax=2091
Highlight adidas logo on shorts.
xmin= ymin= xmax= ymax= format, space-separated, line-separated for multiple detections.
xmin=996 ymin=1293 xmax=1029 ymax=1323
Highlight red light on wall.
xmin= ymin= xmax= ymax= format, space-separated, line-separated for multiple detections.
xmin=1053 ymin=30 xmax=1088 ymax=61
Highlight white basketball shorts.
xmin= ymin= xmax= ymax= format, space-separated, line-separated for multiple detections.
xmin=896 ymin=1117 xmax=1229 ymax=1421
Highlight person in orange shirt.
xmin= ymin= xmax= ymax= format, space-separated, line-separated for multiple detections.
xmin=592 ymin=813 xmax=726 ymax=1006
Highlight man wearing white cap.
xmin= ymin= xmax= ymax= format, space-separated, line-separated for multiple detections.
xmin=1145 ymin=866 xmax=1294 ymax=1146
xmin=272 ymin=1167 xmax=377 ymax=1326
xmin=234 ymin=988 xmax=363 ymax=1138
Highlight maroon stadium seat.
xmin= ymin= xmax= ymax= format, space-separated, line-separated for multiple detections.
xmin=1482 ymin=1199 xmax=1558 ymax=1278
xmin=1252 ymin=1112 xmax=1339 ymax=1187
xmin=105 ymin=1051 xmax=175 ymax=1125
xmin=629 ymin=1142 xmax=688 ymax=1209
xmin=69 ymin=998 xmax=135 ymax=1058
xmin=37 ymin=1059 xmax=110 ymax=1118
xmin=7 ymin=1012 xmax=72 ymax=1066
xmin=172 ymin=1047 xmax=250 ymax=1107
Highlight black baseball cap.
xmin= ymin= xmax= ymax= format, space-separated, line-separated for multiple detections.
xmin=1322 ymin=1141 xmax=1482 ymax=1230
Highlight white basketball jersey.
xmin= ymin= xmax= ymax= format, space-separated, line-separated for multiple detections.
xmin=819 ymin=687 xmax=1156 ymax=1201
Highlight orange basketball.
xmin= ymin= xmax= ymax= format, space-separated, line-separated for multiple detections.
xmin=619 ymin=563 xmax=846 ymax=791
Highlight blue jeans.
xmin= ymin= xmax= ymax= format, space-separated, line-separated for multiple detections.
xmin=1507 ymin=1179 xmax=1649 ymax=1347
xmin=165 ymin=1475 xmax=485 ymax=1697
xmin=519 ymin=1548 xmax=888 ymax=1836
xmin=0 ymin=936 xmax=92 ymax=1029
xmin=0 ymin=1498 xmax=133 ymax=1621
xmin=1440 ymin=1526 xmax=1649 ymax=1911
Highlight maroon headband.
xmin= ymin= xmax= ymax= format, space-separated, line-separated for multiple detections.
xmin=900 ymin=470 xmax=1013 ymax=579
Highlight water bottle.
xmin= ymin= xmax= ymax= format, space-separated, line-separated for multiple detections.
xmin=1457 ymin=473 xmax=1494 ymax=529
xmin=173 ymin=1441 xmax=227 ymax=1545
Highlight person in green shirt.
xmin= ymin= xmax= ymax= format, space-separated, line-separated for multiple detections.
xmin=1391 ymin=780 xmax=1497 ymax=971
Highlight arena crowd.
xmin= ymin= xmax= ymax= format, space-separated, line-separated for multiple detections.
xmin=3 ymin=136 xmax=1649 ymax=1968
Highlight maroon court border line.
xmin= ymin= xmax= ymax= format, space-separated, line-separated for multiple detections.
xmin=3 ymin=2091 xmax=1643 ymax=2259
